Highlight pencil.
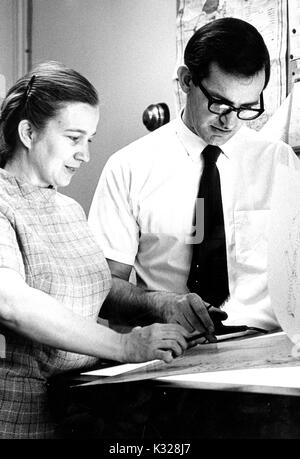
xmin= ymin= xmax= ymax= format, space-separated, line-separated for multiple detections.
xmin=186 ymin=332 xmax=207 ymax=342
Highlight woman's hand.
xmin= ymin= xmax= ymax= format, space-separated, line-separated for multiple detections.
xmin=121 ymin=323 xmax=190 ymax=364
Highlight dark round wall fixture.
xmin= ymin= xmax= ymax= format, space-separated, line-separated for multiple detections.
xmin=142 ymin=102 xmax=170 ymax=131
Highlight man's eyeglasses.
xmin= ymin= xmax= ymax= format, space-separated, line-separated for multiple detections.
xmin=198 ymin=81 xmax=264 ymax=121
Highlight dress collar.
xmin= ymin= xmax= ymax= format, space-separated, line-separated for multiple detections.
xmin=0 ymin=168 xmax=56 ymax=205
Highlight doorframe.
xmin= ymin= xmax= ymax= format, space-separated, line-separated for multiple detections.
xmin=12 ymin=0 xmax=32 ymax=81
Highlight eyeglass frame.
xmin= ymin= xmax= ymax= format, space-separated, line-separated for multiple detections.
xmin=197 ymin=80 xmax=264 ymax=121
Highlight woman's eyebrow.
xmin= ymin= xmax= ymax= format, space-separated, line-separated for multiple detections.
xmin=65 ymin=128 xmax=97 ymax=136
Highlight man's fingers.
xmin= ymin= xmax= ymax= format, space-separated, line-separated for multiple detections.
xmin=188 ymin=336 xmax=208 ymax=347
xmin=188 ymin=293 xmax=215 ymax=332
xmin=174 ymin=301 xmax=208 ymax=332
xmin=175 ymin=314 xmax=196 ymax=333
xmin=209 ymin=306 xmax=228 ymax=321
xmin=182 ymin=307 xmax=209 ymax=332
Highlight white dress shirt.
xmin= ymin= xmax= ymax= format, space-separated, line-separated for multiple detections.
xmin=89 ymin=114 xmax=299 ymax=329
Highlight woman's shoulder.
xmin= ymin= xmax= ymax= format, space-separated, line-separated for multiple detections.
xmin=55 ymin=191 xmax=87 ymax=219
xmin=0 ymin=171 xmax=18 ymax=219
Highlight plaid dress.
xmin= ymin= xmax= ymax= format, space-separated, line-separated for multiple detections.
xmin=0 ymin=169 xmax=112 ymax=438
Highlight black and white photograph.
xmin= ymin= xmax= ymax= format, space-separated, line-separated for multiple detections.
xmin=1 ymin=0 xmax=300 ymax=449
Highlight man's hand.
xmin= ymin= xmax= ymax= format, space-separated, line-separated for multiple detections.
xmin=158 ymin=292 xmax=227 ymax=342
xmin=102 ymin=260 xmax=228 ymax=340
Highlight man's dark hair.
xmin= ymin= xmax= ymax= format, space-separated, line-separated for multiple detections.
xmin=184 ymin=17 xmax=270 ymax=88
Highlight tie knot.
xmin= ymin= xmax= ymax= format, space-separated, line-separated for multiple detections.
xmin=202 ymin=145 xmax=222 ymax=165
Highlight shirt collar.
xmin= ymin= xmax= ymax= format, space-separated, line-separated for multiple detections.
xmin=175 ymin=108 xmax=248 ymax=162
xmin=221 ymin=124 xmax=249 ymax=158
xmin=175 ymin=109 xmax=206 ymax=162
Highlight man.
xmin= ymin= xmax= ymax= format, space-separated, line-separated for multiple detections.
xmin=89 ymin=18 xmax=298 ymax=338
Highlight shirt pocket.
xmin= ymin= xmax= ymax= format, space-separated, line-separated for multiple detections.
xmin=234 ymin=209 xmax=270 ymax=271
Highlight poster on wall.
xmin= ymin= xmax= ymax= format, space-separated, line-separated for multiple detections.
xmin=174 ymin=0 xmax=287 ymax=132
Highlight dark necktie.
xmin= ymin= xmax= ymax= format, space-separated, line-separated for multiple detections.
xmin=187 ymin=144 xmax=229 ymax=307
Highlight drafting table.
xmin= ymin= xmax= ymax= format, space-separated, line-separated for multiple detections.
xmin=56 ymin=331 xmax=300 ymax=438
xmin=70 ymin=331 xmax=299 ymax=394
xmin=49 ymin=331 xmax=300 ymax=438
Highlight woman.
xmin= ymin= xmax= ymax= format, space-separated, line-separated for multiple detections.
xmin=0 ymin=61 xmax=190 ymax=438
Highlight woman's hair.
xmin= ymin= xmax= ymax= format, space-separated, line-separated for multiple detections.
xmin=0 ymin=61 xmax=99 ymax=167
xmin=184 ymin=17 xmax=270 ymax=89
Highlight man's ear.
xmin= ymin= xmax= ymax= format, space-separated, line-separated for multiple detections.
xmin=177 ymin=66 xmax=193 ymax=94
xmin=18 ymin=119 xmax=34 ymax=149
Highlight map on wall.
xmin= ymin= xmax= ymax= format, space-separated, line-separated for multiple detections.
xmin=268 ymin=164 xmax=300 ymax=348
xmin=174 ymin=0 xmax=287 ymax=131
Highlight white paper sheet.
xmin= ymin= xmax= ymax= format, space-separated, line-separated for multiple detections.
xmin=80 ymin=331 xmax=271 ymax=377
xmin=158 ymin=365 xmax=300 ymax=388
xmin=268 ymin=164 xmax=300 ymax=347
xmin=81 ymin=360 xmax=160 ymax=377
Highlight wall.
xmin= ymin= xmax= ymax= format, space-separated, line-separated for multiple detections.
xmin=31 ymin=0 xmax=177 ymax=214
xmin=0 ymin=0 xmax=15 ymax=94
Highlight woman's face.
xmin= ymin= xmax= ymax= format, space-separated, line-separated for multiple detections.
xmin=28 ymin=102 xmax=99 ymax=188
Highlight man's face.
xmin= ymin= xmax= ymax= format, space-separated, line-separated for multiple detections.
xmin=181 ymin=62 xmax=265 ymax=146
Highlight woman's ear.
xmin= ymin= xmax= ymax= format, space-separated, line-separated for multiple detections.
xmin=17 ymin=119 xmax=34 ymax=149
xmin=177 ymin=66 xmax=193 ymax=94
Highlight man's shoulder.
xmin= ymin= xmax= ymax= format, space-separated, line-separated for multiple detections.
xmin=107 ymin=119 xmax=179 ymax=166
